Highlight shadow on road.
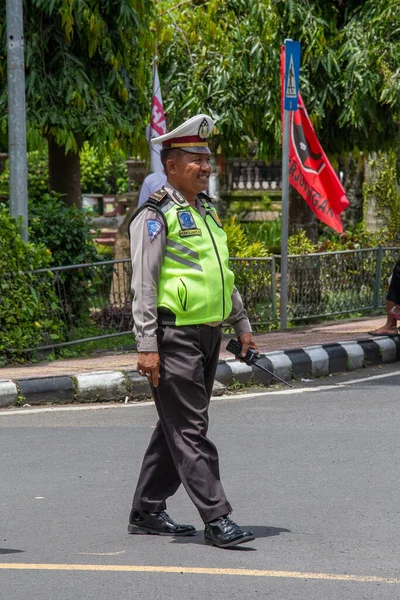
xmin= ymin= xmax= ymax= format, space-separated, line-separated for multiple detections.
xmin=169 ymin=525 xmax=291 ymax=548
xmin=243 ymin=525 xmax=291 ymax=538
xmin=0 ymin=548 xmax=25 ymax=554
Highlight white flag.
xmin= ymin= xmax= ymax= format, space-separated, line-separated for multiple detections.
xmin=150 ymin=63 xmax=167 ymax=173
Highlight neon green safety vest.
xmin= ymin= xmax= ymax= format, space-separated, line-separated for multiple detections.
xmin=148 ymin=193 xmax=234 ymax=326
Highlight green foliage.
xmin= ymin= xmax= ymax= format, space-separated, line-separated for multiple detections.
xmin=54 ymin=331 xmax=134 ymax=360
xmin=29 ymin=192 xmax=99 ymax=266
xmin=241 ymin=219 xmax=282 ymax=253
xmin=80 ymin=144 xmax=128 ymax=195
xmin=0 ymin=0 xmax=153 ymax=156
xmin=94 ymin=242 xmax=114 ymax=258
xmin=29 ymin=192 xmax=100 ymax=324
xmin=157 ymin=0 xmax=400 ymax=157
xmin=224 ymin=217 xmax=252 ymax=256
xmin=26 ymin=152 xmax=49 ymax=202
xmin=317 ymin=228 xmax=383 ymax=252
xmin=363 ymin=151 xmax=400 ymax=241
xmin=288 ymin=226 xmax=386 ymax=255
xmin=224 ymin=217 xmax=275 ymax=326
xmin=0 ymin=206 xmax=65 ymax=362
xmin=0 ymin=152 xmax=49 ymax=202
xmin=223 ymin=217 xmax=269 ymax=257
xmin=288 ymin=231 xmax=317 ymax=255
xmin=0 ymin=146 xmax=129 ymax=198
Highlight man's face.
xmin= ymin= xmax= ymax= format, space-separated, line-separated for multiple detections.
xmin=167 ymin=151 xmax=211 ymax=196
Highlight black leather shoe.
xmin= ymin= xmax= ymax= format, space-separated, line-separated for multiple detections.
xmin=128 ymin=509 xmax=196 ymax=536
xmin=204 ymin=516 xmax=255 ymax=548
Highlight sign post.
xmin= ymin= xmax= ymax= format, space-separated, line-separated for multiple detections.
xmin=280 ymin=39 xmax=300 ymax=329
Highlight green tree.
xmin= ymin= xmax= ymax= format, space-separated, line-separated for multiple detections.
xmin=157 ymin=0 xmax=400 ymax=156
xmin=157 ymin=0 xmax=400 ymax=235
xmin=0 ymin=0 xmax=153 ymax=207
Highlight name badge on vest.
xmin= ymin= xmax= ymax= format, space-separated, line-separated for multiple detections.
xmin=177 ymin=210 xmax=202 ymax=238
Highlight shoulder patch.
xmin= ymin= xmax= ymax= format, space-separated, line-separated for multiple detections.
xmin=146 ymin=219 xmax=164 ymax=242
xmin=149 ymin=189 xmax=168 ymax=203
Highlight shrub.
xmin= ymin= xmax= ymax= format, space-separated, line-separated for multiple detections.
xmin=288 ymin=231 xmax=317 ymax=255
xmin=0 ymin=151 xmax=49 ymax=202
xmin=80 ymin=144 xmax=128 ymax=195
xmin=29 ymin=192 xmax=100 ymax=325
xmin=223 ymin=217 xmax=274 ymax=325
xmin=0 ymin=206 xmax=65 ymax=362
xmin=29 ymin=192 xmax=99 ymax=266
xmin=94 ymin=242 xmax=114 ymax=258
xmin=223 ymin=216 xmax=269 ymax=258
xmin=241 ymin=219 xmax=282 ymax=253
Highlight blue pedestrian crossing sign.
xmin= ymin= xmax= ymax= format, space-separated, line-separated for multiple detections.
xmin=284 ymin=40 xmax=301 ymax=111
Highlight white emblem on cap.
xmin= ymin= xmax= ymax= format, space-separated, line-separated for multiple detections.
xmin=198 ymin=118 xmax=211 ymax=140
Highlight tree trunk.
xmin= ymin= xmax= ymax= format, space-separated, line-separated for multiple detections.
xmin=48 ymin=136 xmax=82 ymax=208
xmin=289 ymin=187 xmax=318 ymax=242
xmin=341 ymin=153 xmax=364 ymax=230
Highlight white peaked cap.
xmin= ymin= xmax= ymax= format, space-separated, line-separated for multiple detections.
xmin=151 ymin=114 xmax=214 ymax=154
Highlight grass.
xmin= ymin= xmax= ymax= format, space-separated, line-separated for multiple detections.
xmin=43 ymin=325 xmax=135 ymax=362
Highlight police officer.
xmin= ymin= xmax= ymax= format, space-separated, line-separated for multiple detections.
xmin=128 ymin=114 xmax=258 ymax=548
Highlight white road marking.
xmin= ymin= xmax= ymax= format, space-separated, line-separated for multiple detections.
xmin=76 ymin=552 xmax=126 ymax=556
xmin=0 ymin=401 xmax=154 ymax=417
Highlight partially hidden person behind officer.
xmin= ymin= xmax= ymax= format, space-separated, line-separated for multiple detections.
xmin=127 ymin=114 xmax=258 ymax=548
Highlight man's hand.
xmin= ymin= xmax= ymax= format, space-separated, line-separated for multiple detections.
xmin=137 ymin=352 xmax=160 ymax=388
xmin=238 ymin=332 xmax=258 ymax=358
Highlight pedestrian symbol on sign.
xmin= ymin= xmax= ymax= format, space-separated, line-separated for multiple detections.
xmin=284 ymin=40 xmax=300 ymax=111
xmin=286 ymin=55 xmax=297 ymax=98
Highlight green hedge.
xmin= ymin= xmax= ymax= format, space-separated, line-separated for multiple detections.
xmin=29 ymin=192 xmax=101 ymax=325
xmin=0 ymin=206 xmax=65 ymax=363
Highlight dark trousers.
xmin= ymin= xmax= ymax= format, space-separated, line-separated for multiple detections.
xmin=132 ymin=324 xmax=232 ymax=523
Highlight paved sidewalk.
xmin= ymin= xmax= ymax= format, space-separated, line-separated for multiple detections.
xmin=1 ymin=315 xmax=399 ymax=408
xmin=0 ymin=315 xmax=389 ymax=380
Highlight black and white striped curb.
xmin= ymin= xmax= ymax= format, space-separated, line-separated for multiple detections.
xmin=219 ymin=337 xmax=400 ymax=386
xmin=1 ymin=336 xmax=399 ymax=408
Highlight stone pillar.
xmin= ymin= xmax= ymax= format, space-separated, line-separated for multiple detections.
xmin=111 ymin=159 xmax=147 ymax=307
xmin=126 ymin=159 xmax=147 ymax=192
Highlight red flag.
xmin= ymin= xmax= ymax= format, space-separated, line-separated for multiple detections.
xmin=280 ymin=47 xmax=349 ymax=232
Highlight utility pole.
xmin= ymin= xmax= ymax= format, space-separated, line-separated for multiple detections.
xmin=6 ymin=0 xmax=28 ymax=241
xmin=280 ymin=108 xmax=290 ymax=329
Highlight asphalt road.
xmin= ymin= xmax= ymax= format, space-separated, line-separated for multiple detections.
xmin=1 ymin=366 xmax=400 ymax=599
